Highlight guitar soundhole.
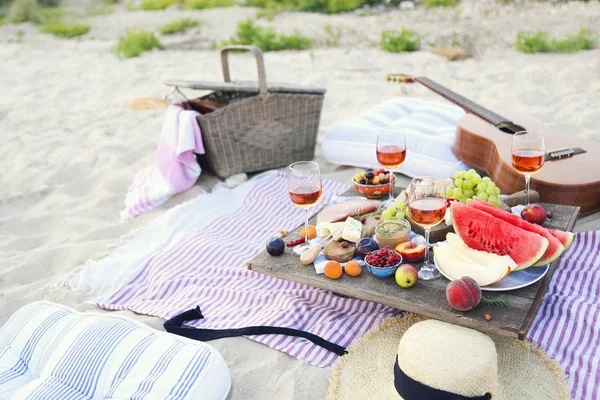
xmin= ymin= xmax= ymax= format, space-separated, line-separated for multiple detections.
xmin=498 ymin=122 xmax=527 ymax=134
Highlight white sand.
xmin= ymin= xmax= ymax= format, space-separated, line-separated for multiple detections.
xmin=1 ymin=1 xmax=599 ymax=398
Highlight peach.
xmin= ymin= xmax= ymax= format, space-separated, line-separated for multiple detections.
xmin=446 ymin=277 xmax=482 ymax=311
xmin=521 ymin=203 xmax=546 ymax=225
xmin=395 ymin=241 xmax=426 ymax=262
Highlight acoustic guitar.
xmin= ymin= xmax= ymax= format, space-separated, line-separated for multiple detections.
xmin=386 ymin=73 xmax=600 ymax=216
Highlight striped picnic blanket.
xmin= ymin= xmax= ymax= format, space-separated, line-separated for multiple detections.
xmin=66 ymin=171 xmax=599 ymax=399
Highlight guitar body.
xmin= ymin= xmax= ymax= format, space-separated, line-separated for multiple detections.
xmin=453 ymin=111 xmax=600 ymax=216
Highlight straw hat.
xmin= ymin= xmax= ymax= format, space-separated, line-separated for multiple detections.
xmin=329 ymin=315 xmax=571 ymax=400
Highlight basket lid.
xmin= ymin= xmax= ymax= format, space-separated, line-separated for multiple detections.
xmin=163 ymin=79 xmax=326 ymax=95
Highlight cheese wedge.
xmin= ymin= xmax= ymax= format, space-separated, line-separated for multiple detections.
xmin=341 ymin=217 xmax=362 ymax=243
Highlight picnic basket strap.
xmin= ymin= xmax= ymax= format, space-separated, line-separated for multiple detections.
xmin=164 ymin=306 xmax=348 ymax=356
xmin=220 ymin=45 xmax=268 ymax=95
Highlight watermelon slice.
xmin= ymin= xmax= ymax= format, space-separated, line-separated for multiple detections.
xmin=451 ymin=202 xmax=549 ymax=270
xmin=549 ymin=229 xmax=575 ymax=252
xmin=467 ymin=198 xmax=564 ymax=267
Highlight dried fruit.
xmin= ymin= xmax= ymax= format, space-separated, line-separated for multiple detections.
xmin=360 ymin=216 xmax=367 ymax=224
xmin=484 ymin=313 xmax=492 ymax=321
xmin=324 ymin=261 xmax=343 ymax=279
xmin=279 ymin=229 xmax=288 ymax=238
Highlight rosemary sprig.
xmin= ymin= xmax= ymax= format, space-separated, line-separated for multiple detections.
xmin=481 ymin=297 xmax=508 ymax=308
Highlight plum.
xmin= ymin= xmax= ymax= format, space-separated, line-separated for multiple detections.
xmin=355 ymin=238 xmax=379 ymax=259
xmin=266 ymin=237 xmax=285 ymax=256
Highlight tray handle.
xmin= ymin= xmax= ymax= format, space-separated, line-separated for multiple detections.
xmin=221 ymin=46 xmax=268 ymax=95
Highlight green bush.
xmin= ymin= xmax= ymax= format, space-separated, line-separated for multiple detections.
xmin=158 ymin=17 xmax=199 ymax=34
xmin=425 ymin=0 xmax=459 ymax=6
xmin=42 ymin=22 xmax=90 ymax=37
xmin=380 ymin=28 xmax=421 ymax=52
xmin=183 ymin=0 xmax=235 ymax=9
xmin=8 ymin=0 xmax=38 ymax=23
xmin=516 ymin=29 xmax=598 ymax=54
xmin=246 ymin=0 xmax=373 ymax=14
xmin=114 ymin=28 xmax=164 ymax=58
xmin=37 ymin=0 xmax=60 ymax=6
xmin=222 ymin=18 xmax=312 ymax=51
xmin=139 ymin=0 xmax=177 ymax=10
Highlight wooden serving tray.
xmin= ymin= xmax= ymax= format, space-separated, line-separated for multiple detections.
xmin=247 ymin=188 xmax=580 ymax=339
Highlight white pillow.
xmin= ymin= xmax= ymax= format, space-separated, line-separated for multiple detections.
xmin=0 ymin=301 xmax=230 ymax=400
xmin=321 ymin=97 xmax=470 ymax=178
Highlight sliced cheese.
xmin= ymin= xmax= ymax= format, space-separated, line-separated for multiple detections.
xmin=341 ymin=217 xmax=362 ymax=243
xmin=329 ymin=222 xmax=345 ymax=241
xmin=319 ymin=222 xmax=331 ymax=238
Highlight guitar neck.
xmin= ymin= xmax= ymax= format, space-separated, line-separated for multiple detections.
xmin=415 ymin=77 xmax=510 ymax=126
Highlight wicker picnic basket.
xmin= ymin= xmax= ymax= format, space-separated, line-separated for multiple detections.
xmin=163 ymin=45 xmax=326 ymax=178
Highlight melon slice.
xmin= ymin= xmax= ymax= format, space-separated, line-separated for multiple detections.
xmin=446 ymin=233 xmax=518 ymax=272
xmin=467 ymin=198 xmax=563 ymax=267
xmin=433 ymin=243 xmax=511 ymax=286
xmin=549 ymin=229 xmax=575 ymax=252
xmin=451 ymin=202 xmax=549 ymax=270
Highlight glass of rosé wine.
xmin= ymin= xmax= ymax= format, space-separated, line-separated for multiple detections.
xmin=288 ymin=161 xmax=323 ymax=255
xmin=408 ymin=177 xmax=446 ymax=280
xmin=376 ymin=128 xmax=407 ymax=205
xmin=512 ymin=130 xmax=545 ymax=205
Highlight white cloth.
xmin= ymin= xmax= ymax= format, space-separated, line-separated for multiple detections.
xmin=321 ymin=97 xmax=470 ymax=178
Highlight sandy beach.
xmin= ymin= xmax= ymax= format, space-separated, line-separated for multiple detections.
xmin=1 ymin=0 xmax=599 ymax=398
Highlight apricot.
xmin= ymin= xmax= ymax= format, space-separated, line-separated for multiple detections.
xmin=300 ymin=225 xmax=317 ymax=240
xmin=344 ymin=261 xmax=362 ymax=277
xmin=446 ymin=276 xmax=482 ymax=311
xmin=324 ymin=261 xmax=343 ymax=279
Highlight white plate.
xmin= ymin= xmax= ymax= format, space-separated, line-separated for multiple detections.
xmin=434 ymin=257 xmax=549 ymax=292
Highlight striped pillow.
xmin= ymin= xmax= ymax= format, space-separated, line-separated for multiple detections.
xmin=321 ymin=97 xmax=471 ymax=178
xmin=0 ymin=302 xmax=230 ymax=400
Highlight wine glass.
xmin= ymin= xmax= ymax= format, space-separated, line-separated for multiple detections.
xmin=408 ymin=177 xmax=446 ymax=280
xmin=288 ymin=161 xmax=323 ymax=255
xmin=376 ymin=128 xmax=407 ymax=205
xmin=512 ymin=130 xmax=545 ymax=205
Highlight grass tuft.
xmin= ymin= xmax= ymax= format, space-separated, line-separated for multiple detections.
xmin=114 ymin=28 xmax=164 ymax=58
xmin=158 ymin=18 xmax=199 ymax=34
xmin=183 ymin=0 xmax=235 ymax=9
xmin=42 ymin=22 xmax=90 ymax=37
xmin=139 ymin=0 xmax=178 ymax=10
xmin=222 ymin=18 xmax=312 ymax=52
xmin=424 ymin=0 xmax=459 ymax=7
xmin=323 ymin=23 xmax=341 ymax=47
xmin=516 ymin=29 xmax=598 ymax=54
xmin=379 ymin=28 xmax=420 ymax=52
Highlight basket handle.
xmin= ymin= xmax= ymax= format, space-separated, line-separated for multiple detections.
xmin=221 ymin=46 xmax=268 ymax=95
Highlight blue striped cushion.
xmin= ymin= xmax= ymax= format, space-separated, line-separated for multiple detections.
xmin=0 ymin=302 xmax=230 ymax=400
xmin=321 ymin=97 xmax=471 ymax=178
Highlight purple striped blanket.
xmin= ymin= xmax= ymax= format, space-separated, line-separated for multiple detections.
xmin=69 ymin=171 xmax=598 ymax=398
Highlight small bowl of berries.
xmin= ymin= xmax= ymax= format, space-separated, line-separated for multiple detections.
xmin=364 ymin=246 xmax=403 ymax=278
xmin=353 ymin=168 xmax=396 ymax=199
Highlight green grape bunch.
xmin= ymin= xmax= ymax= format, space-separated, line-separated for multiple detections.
xmin=445 ymin=169 xmax=503 ymax=208
xmin=382 ymin=200 xmax=407 ymax=221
